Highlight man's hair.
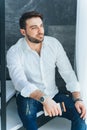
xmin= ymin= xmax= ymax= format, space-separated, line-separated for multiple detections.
xmin=19 ymin=11 xmax=43 ymax=29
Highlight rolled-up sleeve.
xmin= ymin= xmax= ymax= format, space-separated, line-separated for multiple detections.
xmin=6 ymin=47 xmax=38 ymax=97
xmin=55 ymin=40 xmax=80 ymax=92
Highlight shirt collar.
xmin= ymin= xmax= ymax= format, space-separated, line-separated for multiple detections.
xmin=22 ymin=37 xmax=46 ymax=52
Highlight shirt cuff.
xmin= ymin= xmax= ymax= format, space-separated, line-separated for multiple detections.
xmin=21 ymin=83 xmax=38 ymax=97
xmin=66 ymin=82 xmax=81 ymax=92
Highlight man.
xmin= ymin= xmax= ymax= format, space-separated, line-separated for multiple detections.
xmin=6 ymin=11 xmax=86 ymax=130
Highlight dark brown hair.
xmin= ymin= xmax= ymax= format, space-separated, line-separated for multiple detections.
xmin=19 ymin=11 xmax=43 ymax=29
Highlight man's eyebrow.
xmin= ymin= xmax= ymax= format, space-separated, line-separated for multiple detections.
xmin=29 ymin=25 xmax=37 ymax=28
xmin=29 ymin=23 xmax=43 ymax=28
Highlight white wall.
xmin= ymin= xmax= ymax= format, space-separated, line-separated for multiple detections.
xmin=76 ymin=0 xmax=87 ymax=123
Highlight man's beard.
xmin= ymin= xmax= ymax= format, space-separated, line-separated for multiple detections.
xmin=26 ymin=33 xmax=44 ymax=44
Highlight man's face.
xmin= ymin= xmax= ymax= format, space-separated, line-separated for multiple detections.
xmin=21 ymin=17 xmax=44 ymax=44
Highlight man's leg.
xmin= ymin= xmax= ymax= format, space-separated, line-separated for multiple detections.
xmin=16 ymin=94 xmax=43 ymax=130
xmin=53 ymin=93 xmax=86 ymax=130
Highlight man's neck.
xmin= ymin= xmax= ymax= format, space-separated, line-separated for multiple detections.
xmin=26 ymin=38 xmax=42 ymax=55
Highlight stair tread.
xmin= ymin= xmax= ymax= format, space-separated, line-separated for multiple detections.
xmin=0 ymin=80 xmax=16 ymax=109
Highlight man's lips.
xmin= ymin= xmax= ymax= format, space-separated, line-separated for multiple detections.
xmin=37 ymin=34 xmax=44 ymax=38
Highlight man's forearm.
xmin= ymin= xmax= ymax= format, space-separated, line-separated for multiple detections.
xmin=72 ymin=91 xmax=81 ymax=100
xmin=29 ymin=89 xmax=45 ymax=101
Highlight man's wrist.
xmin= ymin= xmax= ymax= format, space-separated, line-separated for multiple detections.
xmin=73 ymin=98 xmax=83 ymax=103
xmin=39 ymin=95 xmax=49 ymax=103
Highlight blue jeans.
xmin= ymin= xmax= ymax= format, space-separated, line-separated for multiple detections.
xmin=16 ymin=93 xmax=86 ymax=130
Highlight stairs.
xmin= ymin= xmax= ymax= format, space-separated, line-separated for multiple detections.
xmin=39 ymin=117 xmax=71 ymax=130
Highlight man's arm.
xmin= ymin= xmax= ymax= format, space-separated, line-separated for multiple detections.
xmin=30 ymin=89 xmax=45 ymax=100
xmin=55 ymin=39 xmax=86 ymax=119
xmin=72 ymin=91 xmax=86 ymax=119
xmin=30 ymin=90 xmax=62 ymax=117
xmin=72 ymin=91 xmax=81 ymax=100
xmin=6 ymin=47 xmax=38 ymax=97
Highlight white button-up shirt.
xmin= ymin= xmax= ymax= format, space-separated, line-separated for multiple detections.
xmin=6 ymin=36 xmax=80 ymax=98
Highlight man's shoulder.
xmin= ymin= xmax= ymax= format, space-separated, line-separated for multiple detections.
xmin=7 ymin=38 xmax=24 ymax=51
xmin=7 ymin=38 xmax=24 ymax=55
xmin=44 ymin=35 xmax=58 ymax=42
xmin=44 ymin=36 xmax=61 ymax=47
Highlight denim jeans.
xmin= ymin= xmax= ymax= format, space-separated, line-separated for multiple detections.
xmin=16 ymin=93 xmax=86 ymax=130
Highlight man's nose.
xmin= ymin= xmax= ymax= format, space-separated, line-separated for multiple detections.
xmin=38 ymin=27 xmax=44 ymax=33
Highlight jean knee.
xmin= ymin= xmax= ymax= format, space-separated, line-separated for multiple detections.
xmin=72 ymin=117 xmax=86 ymax=130
xmin=17 ymin=97 xmax=37 ymax=120
xmin=25 ymin=103 xmax=36 ymax=119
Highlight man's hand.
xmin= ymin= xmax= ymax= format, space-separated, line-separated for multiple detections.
xmin=75 ymin=101 xmax=86 ymax=119
xmin=72 ymin=91 xmax=86 ymax=119
xmin=43 ymin=97 xmax=62 ymax=117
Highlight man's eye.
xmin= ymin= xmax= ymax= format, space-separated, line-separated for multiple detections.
xmin=31 ymin=27 xmax=37 ymax=29
xmin=31 ymin=28 xmax=35 ymax=30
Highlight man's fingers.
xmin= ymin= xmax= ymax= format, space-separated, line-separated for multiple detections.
xmin=77 ymin=107 xmax=81 ymax=114
xmin=46 ymin=105 xmax=62 ymax=117
xmin=76 ymin=104 xmax=86 ymax=119
xmin=80 ymin=107 xmax=86 ymax=119
xmin=57 ymin=104 xmax=62 ymax=116
xmin=52 ymin=104 xmax=62 ymax=116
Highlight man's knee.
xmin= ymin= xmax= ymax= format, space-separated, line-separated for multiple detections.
xmin=25 ymin=105 xmax=37 ymax=119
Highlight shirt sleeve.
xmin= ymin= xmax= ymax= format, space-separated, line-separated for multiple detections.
xmin=55 ymin=40 xmax=80 ymax=92
xmin=6 ymin=47 xmax=39 ymax=97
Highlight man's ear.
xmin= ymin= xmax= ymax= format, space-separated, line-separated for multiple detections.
xmin=20 ymin=29 xmax=26 ymax=36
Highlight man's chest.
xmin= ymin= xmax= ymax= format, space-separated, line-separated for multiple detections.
xmin=22 ymin=49 xmax=56 ymax=77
